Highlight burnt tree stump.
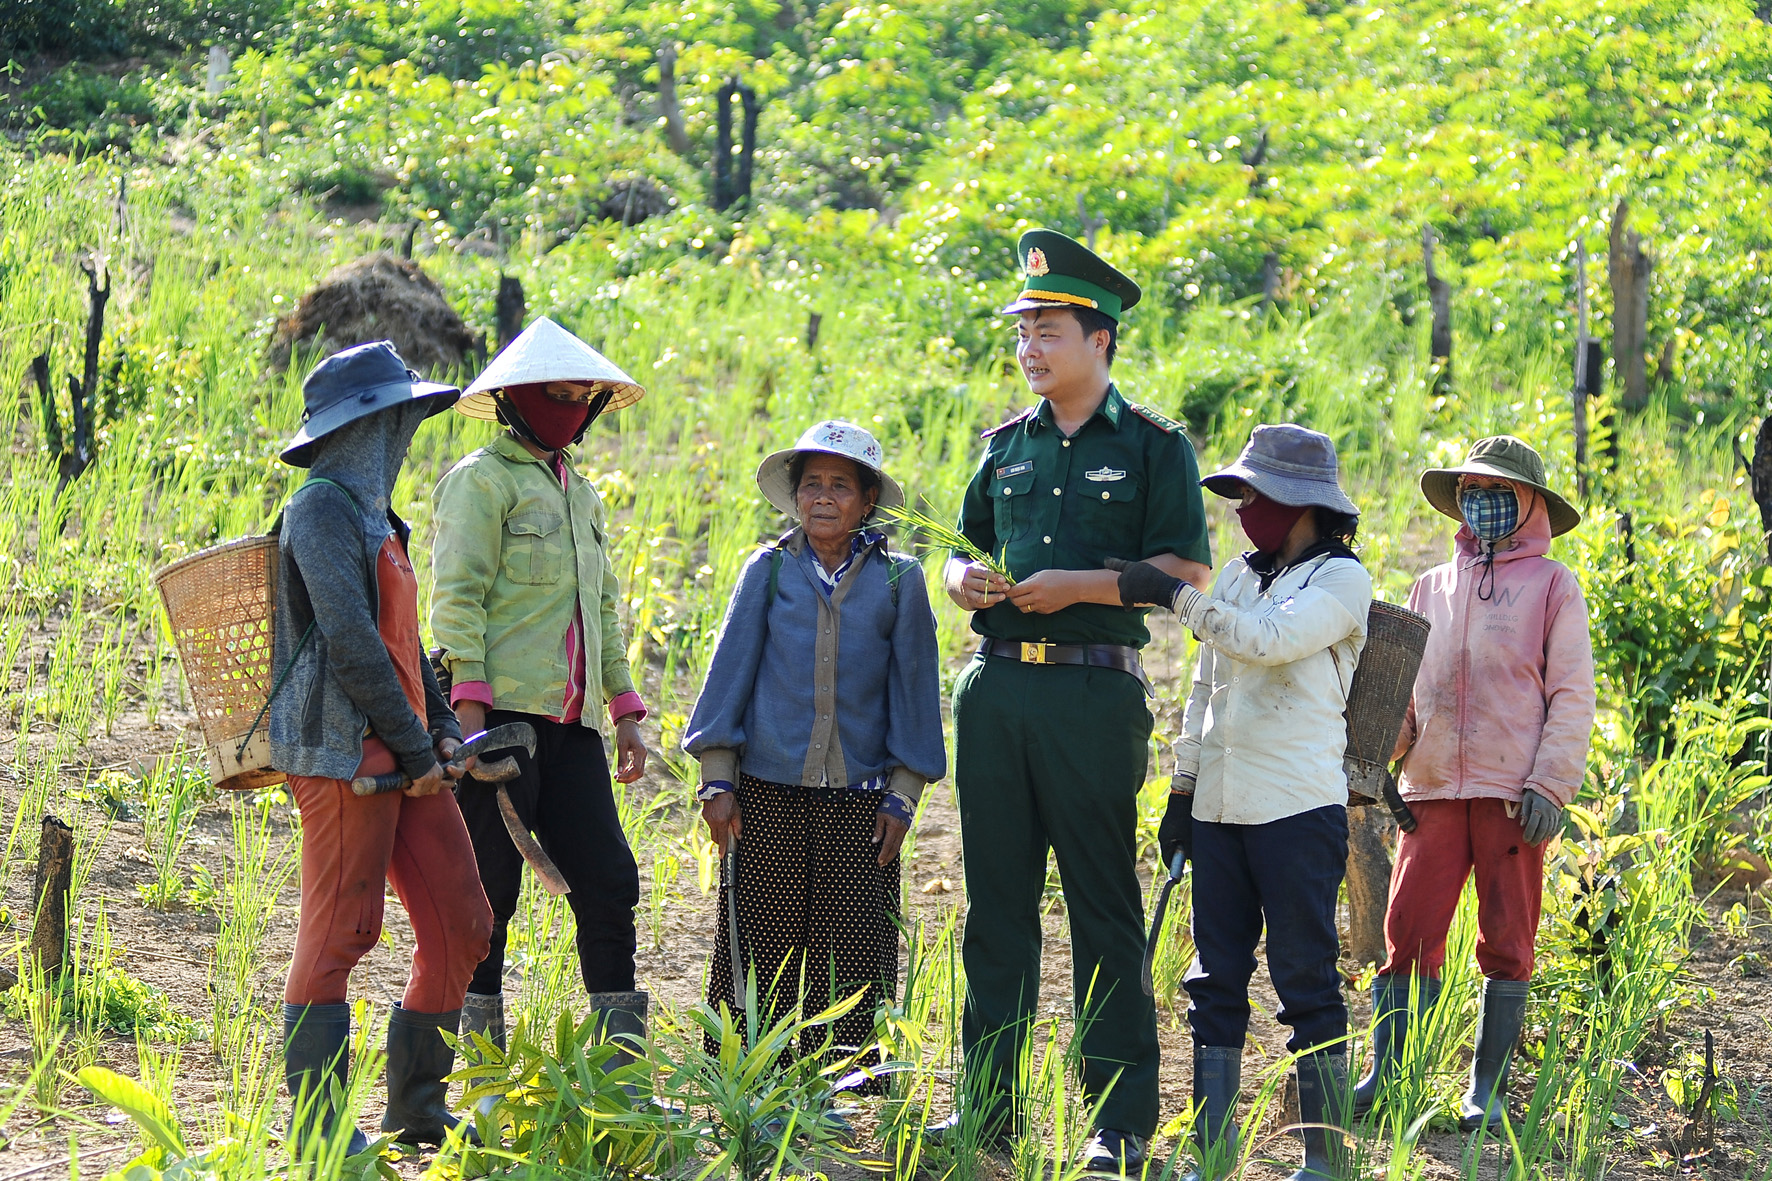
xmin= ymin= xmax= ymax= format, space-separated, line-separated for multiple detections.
xmin=495 ymin=275 xmax=526 ymax=351
xmin=1609 ymin=199 xmax=1652 ymax=412
xmin=1344 ymin=804 xmax=1393 ymax=969
xmin=31 ymin=816 xmax=74 ymax=975
xmin=1423 ymin=225 xmax=1452 ymax=396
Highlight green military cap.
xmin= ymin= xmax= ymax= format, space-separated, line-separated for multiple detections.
xmin=1000 ymin=229 xmax=1142 ymax=323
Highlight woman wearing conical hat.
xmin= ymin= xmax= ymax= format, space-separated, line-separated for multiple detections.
xmin=428 ymin=317 xmax=653 ymax=1100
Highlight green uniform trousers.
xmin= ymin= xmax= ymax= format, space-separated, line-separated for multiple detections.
xmin=953 ymin=652 xmax=1159 ymax=1138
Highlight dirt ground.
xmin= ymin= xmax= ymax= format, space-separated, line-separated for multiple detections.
xmin=1 ymin=608 xmax=1770 ymax=1180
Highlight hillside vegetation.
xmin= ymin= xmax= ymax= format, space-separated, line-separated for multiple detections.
xmin=4 ymin=0 xmax=1772 ymax=1177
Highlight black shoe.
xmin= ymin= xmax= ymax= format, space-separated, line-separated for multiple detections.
xmin=923 ymin=1109 xmax=1015 ymax=1153
xmin=1458 ymin=978 xmax=1528 ymax=1133
xmin=1287 ymin=1052 xmax=1347 ymax=1181
xmin=1353 ymin=975 xmax=1439 ymax=1117
xmin=382 ymin=1004 xmax=479 ymax=1147
xmin=1182 ymin=1044 xmax=1241 ymax=1181
xmin=283 ymin=1002 xmax=370 ymax=1159
xmin=1081 ymin=1128 xmax=1146 ymax=1176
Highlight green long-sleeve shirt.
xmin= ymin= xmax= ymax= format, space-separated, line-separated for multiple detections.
xmin=430 ymin=434 xmax=637 ymax=725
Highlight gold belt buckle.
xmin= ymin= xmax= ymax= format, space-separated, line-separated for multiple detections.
xmin=1020 ymin=642 xmax=1051 ymax=664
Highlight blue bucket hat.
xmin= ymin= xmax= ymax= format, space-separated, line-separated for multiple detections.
xmin=280 ymin=340 xmax=460 ymax=468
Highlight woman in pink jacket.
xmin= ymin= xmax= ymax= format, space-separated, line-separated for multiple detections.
xmin=1353 ymin=436 xmax=1595 ymax=1132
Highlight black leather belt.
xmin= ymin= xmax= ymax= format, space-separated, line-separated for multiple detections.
xmin=978 ymin=639 xmax=1152 ymax=694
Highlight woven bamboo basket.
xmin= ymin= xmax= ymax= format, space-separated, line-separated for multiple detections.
xmin=153 ymin=535 xmax=287 ymax=791
xmin=1343 ymin=599 xmax=1431 ymax=806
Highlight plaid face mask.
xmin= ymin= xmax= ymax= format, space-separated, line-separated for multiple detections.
xmin=1459 ymin=487 xmax=1519 ymax=541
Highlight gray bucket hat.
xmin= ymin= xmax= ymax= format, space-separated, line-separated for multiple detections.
xmin=1201 ymin=423 xmax=1359 ymax=516
xmin=281 ymin=340 xmax=458 ymax=468
xmin=1420 ymin=435 xmax=1581 ymax=537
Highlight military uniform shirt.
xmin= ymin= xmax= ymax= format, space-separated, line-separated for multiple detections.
xmin=956 ymin=384 xmax=1211 ymax=647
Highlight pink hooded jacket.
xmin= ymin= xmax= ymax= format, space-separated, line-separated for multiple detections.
xmin=1392 ymin=491 xmax=1596 ymax=807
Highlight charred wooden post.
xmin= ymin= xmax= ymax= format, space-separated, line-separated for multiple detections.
xmin=656 ymin=43 xmax=693 ymax=159
xmin=1572 ymin=240 xmax=1599 ymax=499
xmin=71 ymin=257 xmax=110 ymax=481
xmin=30 ymin=350 xmax=61 ymax=457
xmin=1076 ymin=193 xmax=1105 ymax=251
xmin=30 ymin=258 xmax=111 ymax=489
xmin=1259 ymin=251 xmax=1280 ymax=315
xmin=1747 ymin=418 xmax=1772 ymax=772
xmin=31 ymin=816 xmax=74 ymax=975
xmin=495 ymin=275 xmax=526 ymax=351
xmin=1423 ymin=225 xmax=1452 ymax=395
xmin=1609 ymin=199 xmax=1652 ymax=412
xmin=713 ymin=79 xmax=736 ymax=211
xmin=736 ymin=81 xmax=759 ymax=209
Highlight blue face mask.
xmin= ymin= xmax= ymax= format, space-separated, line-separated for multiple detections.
xmin=1459 ymin=487 xmax=1519 ymax=542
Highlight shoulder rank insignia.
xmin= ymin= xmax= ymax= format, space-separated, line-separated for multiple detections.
xmin=1127 ymin=402 xmax=1183 ymax=434
xmin=980 ymin=408 xmax=1035 ymax=438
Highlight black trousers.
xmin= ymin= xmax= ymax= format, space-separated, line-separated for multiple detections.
xmin=1184 ymin=804 xmax=1349 ymax=1054
xmin=461 ymin=709 xmax=639 ymax=996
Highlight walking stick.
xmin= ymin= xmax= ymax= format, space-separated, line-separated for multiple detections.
xmin=724 ymin=840 xmax=745 ymax=1012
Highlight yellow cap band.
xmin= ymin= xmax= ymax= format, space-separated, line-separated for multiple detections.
xmin=1016 ymin=289 xmax=1100 ymax=310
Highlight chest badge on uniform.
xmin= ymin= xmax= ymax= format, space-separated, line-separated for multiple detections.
xmin=995 ymin=460 xmax=1034 ymax=479
xmin=1084 ymin=467 xmax=1127 ymax=482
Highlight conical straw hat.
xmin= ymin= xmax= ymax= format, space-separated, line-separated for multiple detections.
xmin=457 ymin=316 xmax=646 ymax=421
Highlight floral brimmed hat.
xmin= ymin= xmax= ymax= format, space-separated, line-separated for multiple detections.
xmin=755 ymin=421 xmax=906 ymax=518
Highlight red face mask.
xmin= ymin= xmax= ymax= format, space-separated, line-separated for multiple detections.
xmin=507 ymin=387 xmax=592 ymax=450
xmin=1236 ymin=492 xmax=1308 ymax=554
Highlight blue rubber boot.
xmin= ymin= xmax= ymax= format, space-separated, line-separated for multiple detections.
xmin=1181 ymin=1045 xmax=1241 ymax=1181
xmin=1458 ymin=979 xmax=1528 ymax=1133
xmin=1287 ymin=1051 xmax=1347 ymax=1181
xmin=1352 ymin=974 xmax=1440 ymax=1116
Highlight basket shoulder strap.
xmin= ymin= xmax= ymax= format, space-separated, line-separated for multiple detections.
xmin=269 ymin=476 xmax=363 ymax=535
xmin=241 ymin=478 xmax=371 ymax=759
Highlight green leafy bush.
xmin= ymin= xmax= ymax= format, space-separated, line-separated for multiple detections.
xmin=1580 ymin=486 xmax=1772 ymax=756
xmin=0 ymin=0 xmax=126 ymax=57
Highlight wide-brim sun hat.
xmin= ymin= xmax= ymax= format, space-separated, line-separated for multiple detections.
xmin=281 ymin=339 xmax=458 ymax=468
xmin=456 ymin=316 xmax=646 ymax=421
xmin=1200 ymin=423 xmax=1359 ymax=516
xmin=1420 ymin=434 xmax=1581 ymax=537
xmin=755 ymin=420 xmax=906 ymax=519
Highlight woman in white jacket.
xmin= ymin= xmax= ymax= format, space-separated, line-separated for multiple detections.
xmin=1111 ymin=424 xmax=1370 ymax=1181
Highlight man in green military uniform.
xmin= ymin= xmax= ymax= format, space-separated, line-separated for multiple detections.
xmin=931 ymin=230 xmax=1212 ymax=1173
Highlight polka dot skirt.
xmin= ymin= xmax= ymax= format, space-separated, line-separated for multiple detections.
xmin=706 ymin=775 xmax=902 ymax=1085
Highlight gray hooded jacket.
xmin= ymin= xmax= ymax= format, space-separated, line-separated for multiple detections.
xmin=269 ymin=404 xmax=459 ymax=780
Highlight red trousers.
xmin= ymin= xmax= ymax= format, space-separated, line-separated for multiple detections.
xmin=1380 ymin=797 xmax=1544 ymax=982
xmin=284 ymin=774 xmax=493 ymax=1012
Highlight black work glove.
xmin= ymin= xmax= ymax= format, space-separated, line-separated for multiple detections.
xmin=1158 ymin=787 xmax=1194 ymax=871
xmin=1105 ymin=557 xmax=1184 ymax=611
xmin=1518 ymin=788 xmax=1563 ymax=846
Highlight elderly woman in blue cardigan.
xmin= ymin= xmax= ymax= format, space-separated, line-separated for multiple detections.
xmin=684 ymin=421 xmax=946 ymax=1077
